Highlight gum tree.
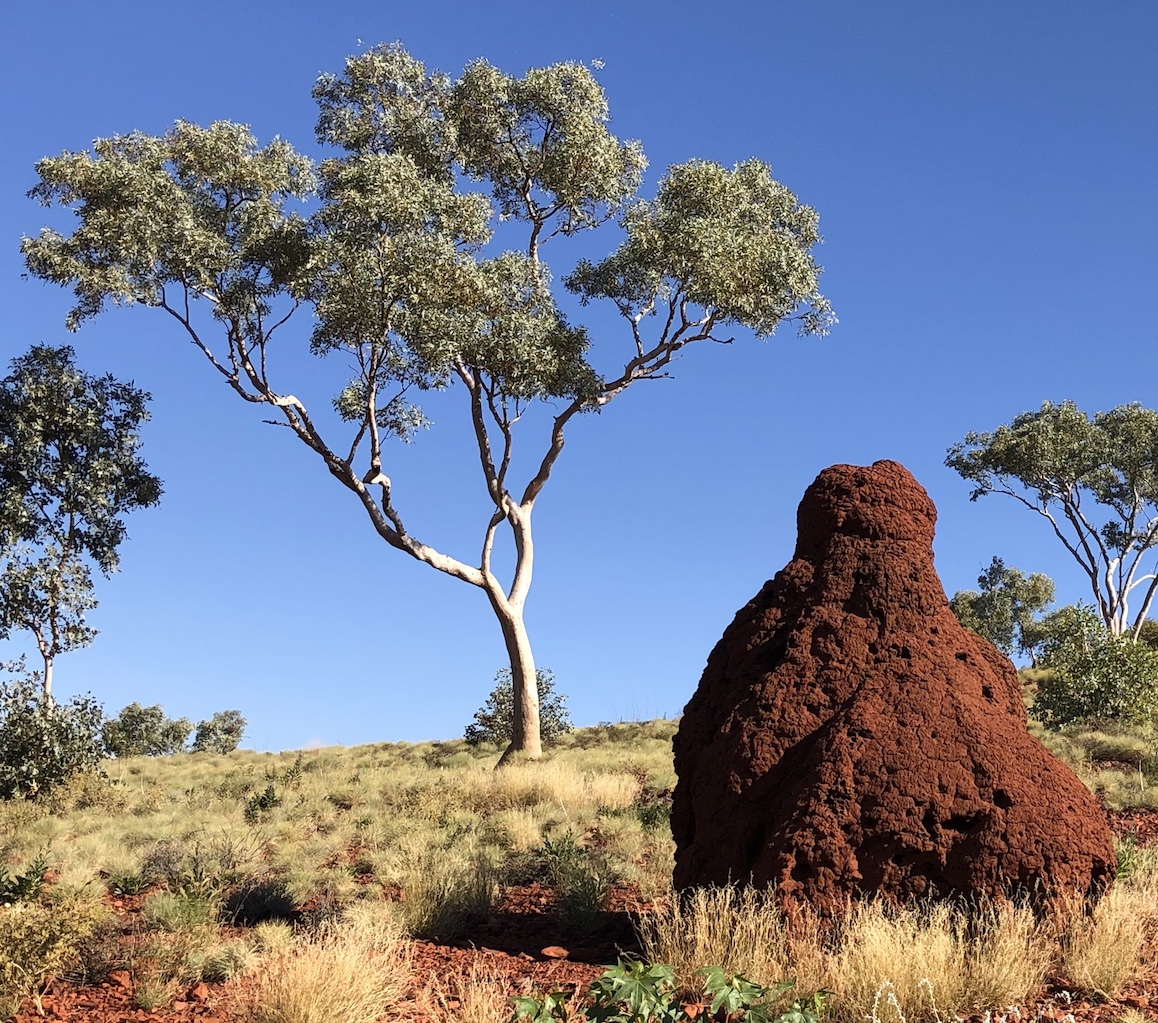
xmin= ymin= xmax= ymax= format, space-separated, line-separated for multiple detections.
xmin=0 ymin=346 xmax=161 ymax=699
xmin=948 ymin=556 xmax=1055 ymax=659
xmin=947 ymin=401 xmax=1158 ymax=640
xmin=23 ymin=44 xmax=833 ymax=761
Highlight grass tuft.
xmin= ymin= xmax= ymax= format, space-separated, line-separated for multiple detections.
xmin=233 ymin=914 xmax=410 ymax=1023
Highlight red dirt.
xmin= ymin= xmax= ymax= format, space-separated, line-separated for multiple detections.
xmin=672 ymin=460 xmax=1115 ymax=914
xmin=8 ymin=812 xmax=1158 ymax=1022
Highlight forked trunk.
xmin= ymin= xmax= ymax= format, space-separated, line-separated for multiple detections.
xmin=491 ymin=599 xmax=542 ymax=767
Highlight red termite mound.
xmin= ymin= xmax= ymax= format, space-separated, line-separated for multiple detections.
xmin=671 ymin=460 xmax=1114 ymax=913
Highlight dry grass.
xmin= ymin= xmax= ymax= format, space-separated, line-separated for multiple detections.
xmin=638 ymin=885 xmax=800 ymax=997
xmin=417 ymin=959 xmax=524 ymax=1023
xmin=1057 ymin=873 xmax=1158 ymax=998
xmin=399 ymin=847 xmax=501 ymax=940
xmin=827 ymin=899 xmax=1053 ymax=1023
xmin=638 ymin=887 xmax=1055 ymax=1022
xmin=233 ymin=913 xmax=410 ymax=1023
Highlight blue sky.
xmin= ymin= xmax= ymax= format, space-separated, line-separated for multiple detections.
xmin=2 ymin=2 xmax=1156 ymax=750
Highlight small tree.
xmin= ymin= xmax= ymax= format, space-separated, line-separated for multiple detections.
xmin=1033 ymin=603 xmax=1158 ymax=728
xmin=949 ymin=556 xmax=1055 ymax=659
xmin=465 ymin=667 xmax=571 ymax=747
xmin=0 ymin=346 xmax=162 ymax=699
xmin=947 ymin=401 xmax=1158 ymax=640
xmin=23 ymin=43 xmax=832 ymax=760
xmin=101 ymin=702 xmax=191 ymax=757
xmin=191 ymin=709 xmax=246 ymax=754
xmin=0 ymin=660 xmax=105 ymax=799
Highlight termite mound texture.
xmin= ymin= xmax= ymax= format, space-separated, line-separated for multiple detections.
xmin=671 ymin=460 xmax=1114 ymax=914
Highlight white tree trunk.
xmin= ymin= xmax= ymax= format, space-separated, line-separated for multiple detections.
xmin=490 ymin=596 xmax=542 ymax=765
xmin=41 ymin=654 xmax=54 ymax=703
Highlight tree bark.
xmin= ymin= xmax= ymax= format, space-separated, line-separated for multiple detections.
xmin=489 ymin=594 xmax=542 ymax=766
xmin=41 ymin=654 xmax=54 ymax=704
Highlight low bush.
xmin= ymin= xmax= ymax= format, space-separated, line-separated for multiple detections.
xmin=1035 ymin=604 xmax=1158 ymax=728
xmin=224 ymin=874 xmax=298 ymax=926
xmin=0 ymin=672 xmax=105 ymax=799
xmin=0 ymin=896 xmax=103 ymax=1016
xmin=1057 ymin=872 xmax=1158 ymax=998
xmin=401 ymin=850 xmax=499 ymax=940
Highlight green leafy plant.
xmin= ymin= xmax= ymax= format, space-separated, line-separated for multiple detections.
xmin=586 ymin=960 xmax=681 ymax=1022
xmin=466 ymin=667 xmax=573 ymax=747
xmin=105 ymin=869 xmax=151 ymax=897
xmin=0 ymin=849 xmax=49 ymax=905
xmin=0 ymin=668 xmax=105 ymax=799
xmin=511 ymin=961 xmax=828 ymax=1023
xmin=244 ymin=783 xmax=283 ymax=822
xmin=102 ymin=702 xmax=192 ymax=757
xmin=191 ymin=709 xmax=246 ymax=754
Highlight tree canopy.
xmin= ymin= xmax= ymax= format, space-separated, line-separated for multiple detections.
xmin=23 ymin=43 xmax=833 ymax=757
xmin=949 ymin=556 xmax=1055 ymax=659
xmin=0 ymin=346 xmax=161 ymax=697
xmin=947 ymin=401 xmax=1158 ymax=639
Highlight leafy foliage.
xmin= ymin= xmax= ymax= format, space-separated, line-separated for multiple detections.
xmin=191 ymin=709 xmax=246 ymax=753
xmin=949 ymin=556 xmax=1055 ymax=658
xmin=1034 ymin=603 xmax=1158 ymax=727
xmin=947 ymin=402 xmax=1158 ymax=638
xmin=0 ymin=666 xmax=105 ymax=799
xmin=243 ymin=783 xmax=283 ymax=823
xmin=0 ymin=897 xmax=102 ymax=1017
xmin=465 ymin=667 xmax=572 ymax=746
xmin=102 ymin=702 xmax=191 ymax=757
xmin=510 ymin=960 xmax=828 ymax=1023
xmin=0 ymin=850 xmax=49 ymax=906
xmin=0 ymin=344 xmax=161 ymax=695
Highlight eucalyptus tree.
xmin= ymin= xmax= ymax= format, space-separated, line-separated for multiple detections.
xmin=23 ymin=44 xmax=833 ymax=760
xmin=947 ymin=401 xmax=1158 ymax=640
xmin=0 ymin=346 xmax=161 ymax=699
xmin=948 ymin=556 xmax=1055 ymax=659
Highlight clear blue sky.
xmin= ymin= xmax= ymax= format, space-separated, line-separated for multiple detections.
xmin=2 ymin=2 xmax=1156 ymax=750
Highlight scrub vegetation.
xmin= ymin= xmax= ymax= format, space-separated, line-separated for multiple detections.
xmin=0 ymin=709 xmax=1156 ymax=1022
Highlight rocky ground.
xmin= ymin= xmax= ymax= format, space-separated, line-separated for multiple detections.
xmin=10 ymin=807 xmax=1158 ymax=1023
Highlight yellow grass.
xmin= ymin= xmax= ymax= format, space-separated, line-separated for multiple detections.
xmin=1058 ymin=872 xmax=1158 ymax=998
xmin=234 ymin=914 xmax=410 ymax=1023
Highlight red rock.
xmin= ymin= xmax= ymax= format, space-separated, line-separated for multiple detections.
xmin=188 ymin=981 xmax=210 ymax=1003
xmin=109 ymin=969 xmax=132 ymax=991
xmin=671 ymin=460 xmax=1116 ymax=915
xmin=540 ymin=946 xmax=569 ymax=959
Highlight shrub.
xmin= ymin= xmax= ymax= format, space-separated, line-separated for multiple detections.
xmin=1035 ymin=604 xmax=1158 ymax=727
xmin=102 ymin=702 xmax=191 ymax=757
xmin=0 ymin=671 xmax=105 ymax=799
xmin=0 ymin=897 xmax=102 ymax=1015
xmin=464 ymin=666 xmax=572 ymax=747
xmin=224 ymin=875 xmax=298 ymax=926
xmin=192 ymin=709 xmax=247 ymax=753
xmin=0 ymin=850 xmax=49 ymax=905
